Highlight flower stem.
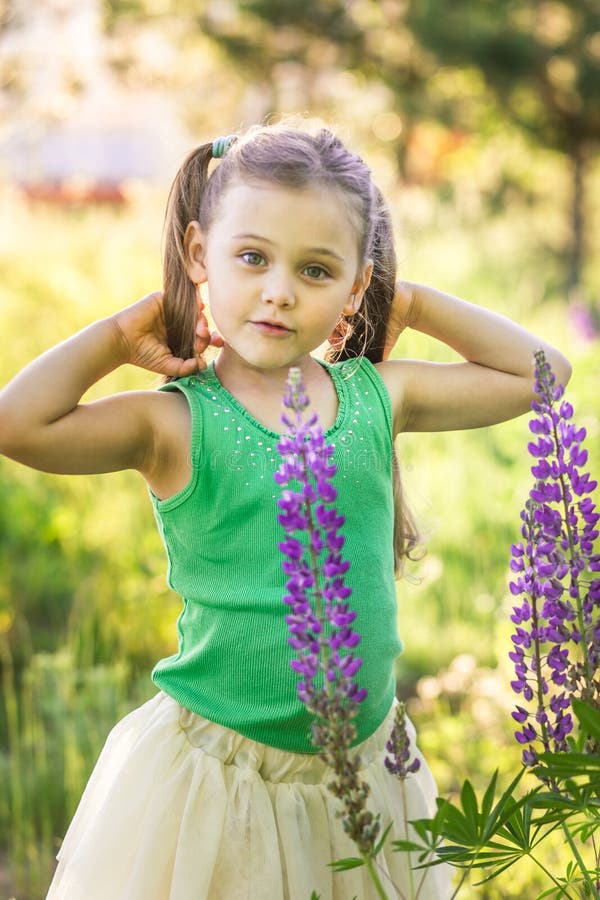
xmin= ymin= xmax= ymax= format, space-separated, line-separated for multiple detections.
xmin=400 ymin=779 xmax=416 ymax=899
xmin=364 ymin=855 xmax=393 ymax=900
xmin=448 ymin=866 xmax=473 ymax=900
xmin=560 ymin=820 xmax=599 ymax=898
xmin=527 ymin=849 xmax=579 ymax=900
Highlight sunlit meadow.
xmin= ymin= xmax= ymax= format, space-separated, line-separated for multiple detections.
xmin=0 ymin=147 xmax=599 ymax=897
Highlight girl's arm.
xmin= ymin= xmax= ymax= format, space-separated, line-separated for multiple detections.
xmin=377 ymin=281 xmax=572 ymax=434
xmin=0 ymin=293 xmax=206 ymax=477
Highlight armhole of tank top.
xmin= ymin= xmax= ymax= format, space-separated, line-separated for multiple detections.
xmin=149 ymin=378 xmax=203 ymax=512
xmin=346 ymin=357 xmax=394 ymax=445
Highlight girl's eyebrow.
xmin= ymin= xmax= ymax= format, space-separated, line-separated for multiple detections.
xmin=231 ymin=233 xmax=346 ymax=262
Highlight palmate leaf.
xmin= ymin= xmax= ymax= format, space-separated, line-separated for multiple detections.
xmin=395 ymin=769 xmax=537 ymax=876
xmin=576 ymin=813 xmax=600 ymax=843
xmin=327 ymin=857 xmax=365 ymax=872
xmin=532 ymin=790 xmax=594 ymax=812
xmin=393 ymin=796 xmax=452 ymax=862
xmin=536 ymin=860 xmax=588 ymax=899
xmin=537 ymin=880 xmax=577 ymax=899
xmin=412 ymin=798 xmax=449 ymax=844
xmin=373 ymin=822 xmax=394 ymax=856
xmin=440 ymin=769 xmax=530 ymax=850
xmin=531 ymin=783 xmax=600 ymax=825
xmin=392 ymin=839 xmax=426 ymax=854
xmin=572 ymin=698 xmax=600 ymax=744
xmin=536 ymin=751 xmax=600 ymax=779
xmin=498 ymin=795 xmax=533 ymax=848
xmin=460 ymin=779 xmax=479 ymax=829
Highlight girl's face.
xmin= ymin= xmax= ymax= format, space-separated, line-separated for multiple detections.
xmin=186 ymin=179 xmax=372 ymax=375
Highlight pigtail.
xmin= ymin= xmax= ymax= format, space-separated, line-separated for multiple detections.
xmin=326 ymin=187 xmax=395 ymax=365
xmin=162 ymin=142 xmax=214 ymax=380
xmin=326 ymin=186 xmax=421 ymax=574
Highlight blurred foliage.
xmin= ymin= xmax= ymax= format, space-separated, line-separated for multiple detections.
xmin=2 ymin=0 xmax=599 ymax=291
xmin=0 ymin=642 xmax=153 ymax=899
xmin=407 ymin=653 xmax=576 ymax=897
xmin=0 ymin=2 xmax=599 ymax=894
xmin=180 ymin=0 xmax=600 ymax=292
xmin=407 ymin=0 xmax=600 ymax=293
xmin=0 ymin=158 xmax=598 ymax=894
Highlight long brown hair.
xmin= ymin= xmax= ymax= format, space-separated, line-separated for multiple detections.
xmin=161 ymin=124 xmax=420 ymax=572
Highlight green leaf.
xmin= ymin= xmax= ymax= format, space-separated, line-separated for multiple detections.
xmin=328 ymin=857 xmax=365 ymax=872
xmin=573 ymin=699 xmax=600 ymax=744
xmin=480 ymin=769 xmax=499 ymax=823
xmin=460 ymin=779 xmax=479 ymax=828
xmin=480 ymin=768 xmax=529 ymax=842
xmin=474 ymin=856 xmax=527 ymax=883
xmin=391 ymin=839 xmax=426 ymax=853
xmin=373 ymin=822 xmax=393 ymax=856
xmin=537 ymin=751 xmax=600 ymax=774
xmin=441 ymin=804 xmax=478 ymax=846
xmin=409 ymin=801 xmax=451 ymax=850
xmin=310 ymin=893 xmax=321 ymax=900
xmin=530 ymin=792 xmax=587 ymax=811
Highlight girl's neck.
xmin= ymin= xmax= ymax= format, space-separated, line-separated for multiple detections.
xmin=213 ymin=348 xmax=337 ymax=433
xmin=214 ymin=348 xmax=323 ymax=397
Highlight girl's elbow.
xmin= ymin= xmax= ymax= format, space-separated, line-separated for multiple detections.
xmin=538 ymin=345 xmax=572 ymax=389
xmin=0 ymin=423 xmax=32 ymax=464
xmin=553 ymin=351 xmax=573 ymax=389
xmin=0 ymin=406 xmax=38 ymax=465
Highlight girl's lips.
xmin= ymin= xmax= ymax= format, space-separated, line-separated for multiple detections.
xmin=250 ymin=321 xmax=294 ymax=335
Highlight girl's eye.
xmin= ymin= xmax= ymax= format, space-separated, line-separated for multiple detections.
xmin=303 ymin=265 xmax=329 ymax=280
xmin=240 ymin=251 xmax=266 ymax=267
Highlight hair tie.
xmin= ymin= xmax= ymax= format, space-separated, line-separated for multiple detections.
xmin=212 ymin=135 xmax=238 ymax=159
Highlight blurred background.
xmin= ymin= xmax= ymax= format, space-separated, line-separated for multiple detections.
xmin=0 ymin=1 xmax=598 ymax=896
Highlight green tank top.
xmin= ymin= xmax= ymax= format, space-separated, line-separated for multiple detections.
xmin=150 ymin=356 xmax=402 ymax=753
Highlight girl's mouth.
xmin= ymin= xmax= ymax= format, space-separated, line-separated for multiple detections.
xmin=250 ymin=320 xmax=294 ymax=336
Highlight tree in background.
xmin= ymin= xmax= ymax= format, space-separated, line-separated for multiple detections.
xmin=194 ymin=0 xmax=600 ymax=298
xmin=4 ymin=0 xmax=599 ymax=291
xmin=407 ymin=0 xmax=600 ymax=296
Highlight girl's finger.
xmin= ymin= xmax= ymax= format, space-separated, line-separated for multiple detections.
xmin=196 ymin=313 xmax=210 ymax=336
xmin=161 ymin=355 xmax=203 ymax=377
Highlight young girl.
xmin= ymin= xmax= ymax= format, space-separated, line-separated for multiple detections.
xmin=0 ymin=124 xmax=570 ymax=900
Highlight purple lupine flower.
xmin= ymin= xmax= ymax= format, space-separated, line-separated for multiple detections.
xmin=385 ymin=701 xmax=421 ymax=778
xmin=275 ymin=367 xmax=378 ymax=854
xmin=569 ymin=300 xmax=600 ymax=342
xmin=509 ymin=349 xmax=600 ymax=767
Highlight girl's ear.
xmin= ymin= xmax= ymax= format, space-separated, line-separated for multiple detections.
xmin=184 ymin=221 xmax=208 ymax=284
xmin=343 ymin=259 xmax=374 ymax=315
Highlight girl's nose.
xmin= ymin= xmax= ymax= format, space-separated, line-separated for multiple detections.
xmin=261 ymin=271 xmax=295 ymax=307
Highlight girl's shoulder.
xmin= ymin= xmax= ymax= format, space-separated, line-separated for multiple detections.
xmin=323 ymin=355 xmax=396 ymax=436
xmin=136 ymin=386 xmax=194 ymax=501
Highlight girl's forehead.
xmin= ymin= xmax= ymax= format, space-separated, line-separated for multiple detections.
xmin=212 ymin=179 xmax=362 ymax=254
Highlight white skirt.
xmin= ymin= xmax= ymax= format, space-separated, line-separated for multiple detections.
xmin=46 ymin=692 xmax=452 ymax=899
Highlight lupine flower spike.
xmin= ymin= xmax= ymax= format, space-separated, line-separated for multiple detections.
xmin=385 ymin=701 xmax=421 ymax=778
xmin=509 ymin=349 xmax=600 ymax=768
xmin=275 ymin=367 xmax=379 ymax=854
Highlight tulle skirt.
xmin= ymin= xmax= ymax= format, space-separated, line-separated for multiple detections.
xmin=46 ymin=692 xmax=452 ymax=899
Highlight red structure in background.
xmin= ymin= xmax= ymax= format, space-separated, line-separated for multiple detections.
xmin=19 ymin=180 xmax=129 ymax=206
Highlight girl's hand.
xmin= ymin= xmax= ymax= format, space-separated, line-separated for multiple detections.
xmin=378 ymin=282 xmax=572 ymax=434
xmin=383 ymin=281 xmax=419 ymax=359
xmin=0 ymin=293 xmax=224 ymax=477
xmin=113 ymin=292 xmax=222 ymax=378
